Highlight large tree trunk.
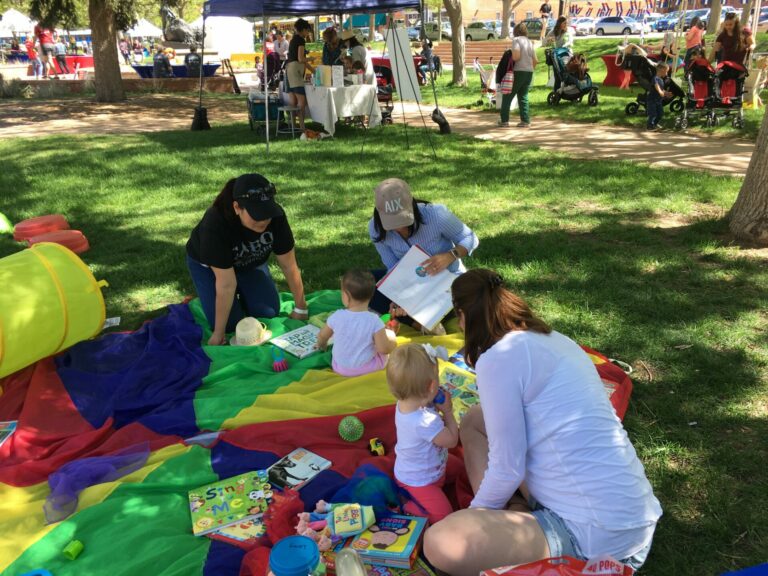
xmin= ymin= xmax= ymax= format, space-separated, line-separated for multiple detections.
xmin=707 ymin=0 xmax=722 ymax=35
xmin=89 ymin=0 xmax=125 ymax=102
xmin=501 ymin=0 xmax=512 ymax=39
xmin=444 ymin=0 xmax=466 ymax=86
xmin=729 ymin=110 xmax=768 ymax=245
xmin=741 ymin=0 xmax=754 ymax=26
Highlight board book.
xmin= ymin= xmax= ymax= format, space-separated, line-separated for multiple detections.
xmin=0 ymin=421 xmax=17 ymax=450
xmin=375 ymin=245 xmax=454 ymax=331
xmin=207 ymin=517 xmax=266 ymax=549
xmin=350 ymin=515 xmax=428 ymax=568
xmin=270 ymin=324 xmax=321 ymax=359
xmin=188 ymin=469 xmax=274 ymax=536
xmin=267 ymin=447 xmax=332 ymax=490
xmin=438 ymin=361 xmax=479 ymax=423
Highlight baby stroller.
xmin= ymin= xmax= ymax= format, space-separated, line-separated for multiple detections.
xmin=623 ymin=53 xmax=685 ymax=116
xmin=710 ymin=60 xmax=747 ymax=129
xmin=259 ymin=52 xmax=282 ymax=90
xmin=675 ymin=57 xmax=715 ymax=129
xmin=545 ymin=48 xmax=598 ymax=106
xmin=473 ymin=57 xmax=496 ymax=108
xmin=374 ymin=65 xmax=395 ymax=125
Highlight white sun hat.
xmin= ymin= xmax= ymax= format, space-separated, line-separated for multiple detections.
xmin=230 ymin=317 xmax=272 ymax=346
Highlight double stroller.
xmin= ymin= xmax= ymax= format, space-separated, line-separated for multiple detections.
xmin=545 ymin=47 xmax=599 ymax=106
xmin=621 ymin=53 xmax=685 ymax=116
xmin=675 ymin=58 xmax=747 ymax=130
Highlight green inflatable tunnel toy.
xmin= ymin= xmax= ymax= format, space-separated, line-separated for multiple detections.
xmin=0 ymin=243 xmax=107 ymax=379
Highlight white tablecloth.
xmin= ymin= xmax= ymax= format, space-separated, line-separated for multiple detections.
xmin=304 ymin=84 xmax=382 ymax=136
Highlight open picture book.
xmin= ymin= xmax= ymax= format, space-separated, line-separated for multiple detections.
xmin=376 ymin=245 xmax=455 ymax=331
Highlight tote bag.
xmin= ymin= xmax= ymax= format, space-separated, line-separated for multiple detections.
xmin=499 ymin=53 xmax=515 ymax=94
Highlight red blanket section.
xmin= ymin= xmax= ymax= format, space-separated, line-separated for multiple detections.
xmin=0 ymin=358 xmax=181 ymax=487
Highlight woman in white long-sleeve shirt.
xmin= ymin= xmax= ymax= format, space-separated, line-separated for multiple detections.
xmin=424 ymin=269 xmax=662 ymax=576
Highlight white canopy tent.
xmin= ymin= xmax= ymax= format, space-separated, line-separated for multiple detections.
xmin=0 ymin=9 xmax=35 ymax=37
xmin=126 ymin=18 xmax=163 ymax=38
xmin=190 ymin=15 xmax=254 ymax=58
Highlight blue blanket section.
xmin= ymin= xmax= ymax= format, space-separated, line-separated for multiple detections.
xmin=210 ymin=441 xmax=348 ymax=510
xmin=203 ymin=540 xmax=247 ymax=576
xmin=56 ymin=304 xmax=209 ymax=437
xmin=722 ymin=565 xmax=768 ymax=576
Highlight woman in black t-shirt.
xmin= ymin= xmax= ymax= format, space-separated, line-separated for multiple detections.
xmin=186 ymin=174 xmax=309 ymax=345
xmin=285 ymin=18 xmax=315 ymax=131
xmin=711 ymin=13 xmax=753 ymax=65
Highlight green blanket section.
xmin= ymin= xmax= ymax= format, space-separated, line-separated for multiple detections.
xmin=5 ymin=446 xmax=218 ymax=576
xmin=190 ymin=291 xmax=345 ymax=431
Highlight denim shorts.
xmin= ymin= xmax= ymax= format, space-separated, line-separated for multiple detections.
xmin=530 ymin=500 xmax=653 ymax=571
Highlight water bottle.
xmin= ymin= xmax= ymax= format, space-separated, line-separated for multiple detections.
xmin=335 ymin=549 xmax=367 ymax=576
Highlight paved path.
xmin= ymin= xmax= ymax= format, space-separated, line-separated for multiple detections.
xmin=392 ymin=103 xmax=754 ymax=176
xmin=0 ymin=94 xmax=754 ymax=176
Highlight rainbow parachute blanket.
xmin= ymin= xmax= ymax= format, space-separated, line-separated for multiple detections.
xmin=0 ymin=291 xmax=632 ymax=576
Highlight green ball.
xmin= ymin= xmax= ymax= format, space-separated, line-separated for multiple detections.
xmin=338 ymin=416 xmax=364 ymax=442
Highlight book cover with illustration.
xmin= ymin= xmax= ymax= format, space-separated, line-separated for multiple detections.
xmin=0 ymin=421 xmax=17 ymax=450
xmin=267 ymin=447 xmax=332 ymax=490
xmin=208 ymin=517 xmax=266 ymax=549
xmin=350 ymin=515 xmax=427 ymax=568
xmin=438 ymin=361 xmax=479 ymax=423
xmin=367 ymin=557 xmax=438 ymax=576
xmin=188 ymin=469 xmax=274 ymax=536
xmin=270 ymin=324 xmax=321 ymax=359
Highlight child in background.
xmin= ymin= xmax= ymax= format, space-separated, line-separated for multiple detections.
xmin=317 ymin=270 xmax=396 ymax=377
xmin=25 ymin=39 xmax=42 ymax=79
xmin=647 ymin=62 xmax=670 ymax=131
xmin=386 ymin=344 xmax=459 ymax=524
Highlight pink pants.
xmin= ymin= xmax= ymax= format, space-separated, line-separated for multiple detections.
xmin=397 ymin=475 xmax=453 ymax=525
xmin=332 ymin=353 xmax=387 ymax=377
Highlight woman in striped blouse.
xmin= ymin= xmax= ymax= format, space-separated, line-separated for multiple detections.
xmin=367 ymin=178 xmax=479 ymax=334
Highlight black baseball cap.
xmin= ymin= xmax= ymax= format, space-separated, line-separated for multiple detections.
xmin=232 ymin=174 xmax=284 ymax=221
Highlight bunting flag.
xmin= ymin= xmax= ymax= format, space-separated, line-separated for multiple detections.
xmin=586 ymin=4 xmax=594 ymax=16
xmin=617 ymin=1 xmax=624 ymax=16
xmin=0 ymin=293 xmax=635 ymax=576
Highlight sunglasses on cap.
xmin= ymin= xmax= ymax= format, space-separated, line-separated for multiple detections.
xmin=234 ymin=180 xmax=277 ymax=201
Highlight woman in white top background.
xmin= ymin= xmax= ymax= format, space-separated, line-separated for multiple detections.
xmin=423 ymin=268 xmax=662 ymax=576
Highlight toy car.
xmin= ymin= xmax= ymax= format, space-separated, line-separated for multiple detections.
xmin=368 ymin=438 xmax=385 ymax=456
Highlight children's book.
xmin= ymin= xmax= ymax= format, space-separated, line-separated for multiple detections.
xmin=367 ymin=557 xmax=438 ymax=576
xmin=188 ymin=469 xmax=274 ymax=537
xmin=0 ymin=421 xmax=17 ymax=450
xmin=308 ymin=311 xmax=333 ymax=329
xmin=207 ymin=517 xmax=266 ymax=549
xmin=438 ymin=361 xmax=479 ymax=423
xmin=375 ymin=245 xmax=455 ymax=331
xmin=350 ymin=515 xmax=428 ymax=568
xmin=267 ymin=447 xmax=332 ymax=490
xmin=270 ymin=324 xmax=321 ymax=359
xmin=447 ymin=350 xmax=475 ymax=374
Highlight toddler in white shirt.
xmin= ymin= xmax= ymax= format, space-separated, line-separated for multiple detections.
xmin=317 ymin=270 xmax=397 ymax=377
xmin=387 ymin=343 xmax=459 ymax=524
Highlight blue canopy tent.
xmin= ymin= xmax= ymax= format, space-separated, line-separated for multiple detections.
xmin=199 ymin=0 xmax=422 ymax=147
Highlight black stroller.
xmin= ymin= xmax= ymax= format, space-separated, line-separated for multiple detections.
xmin=374 ymin=65 xmax=395 ymax=125
xmin=545 ymin=47 xmax=599 ymax=106
xmin=622 ymin=54 xmax=685 ymax=116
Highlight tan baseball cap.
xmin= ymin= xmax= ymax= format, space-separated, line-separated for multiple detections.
xmin=375 ymin=178 xmax=414 ymax=230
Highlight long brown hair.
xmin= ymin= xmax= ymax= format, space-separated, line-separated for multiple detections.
xmin=723 ymin=13 xmax=745 ymax=53
xmin=451 ymin=269 xmax=551 ymax=367
xmin=212 ymin=178 xmax=238 ymax=222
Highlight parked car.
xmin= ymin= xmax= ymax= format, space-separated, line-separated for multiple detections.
xmin=407 ymin=26 xmax=421 ymax=41
xmin=594 ymin=15 xmax=650 ymax=35
xmin=520 ymin=17 xmax=556 ymax=38
xmin=358 ymin=26 xmax=383 ymax=42
xmin=684 ymin=8 xmax=710 ymax=29
xmin=573 ymin=17 xmax=595 ymax=35
xmin=421 ymin=21 xmax=452 ymax=40
xmin=464 ymin=21 xmax=498 ymax=41
xmin=758 ymin=7 xmax=768 ymax=32
xmin=655 ymin=11 xmax=682 ymax=31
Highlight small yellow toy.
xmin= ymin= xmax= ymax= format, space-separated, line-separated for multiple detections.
xmin=368 ymin=438 xmax=385 ymax=456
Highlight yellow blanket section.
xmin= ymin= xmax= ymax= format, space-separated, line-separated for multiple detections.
xmin=221 ymin=331 xmax=464 ymax=430
xmin=0 ymin=443 xmax=191 ymax=574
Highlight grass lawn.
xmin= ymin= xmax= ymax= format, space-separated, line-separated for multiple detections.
xmin=421 ymin=35 xmax=768 ymax=139
xmin=1 ymin=125 xmax=766 ymax=575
